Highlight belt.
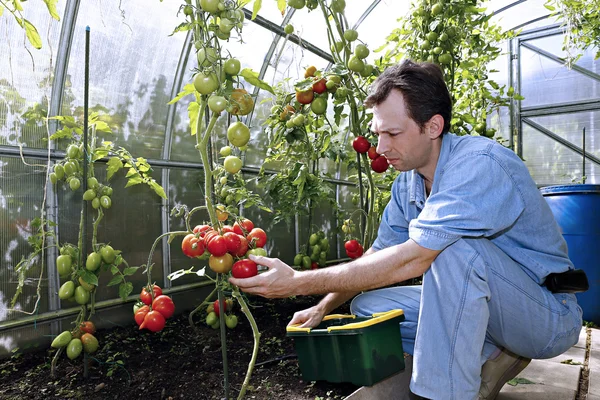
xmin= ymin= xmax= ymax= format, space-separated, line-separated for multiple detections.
xmin=543 ymin=269 xmax=589 ymax=293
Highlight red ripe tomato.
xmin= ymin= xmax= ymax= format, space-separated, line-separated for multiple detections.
xmin=139 ymin=310 xmax=166 ymax=332
xmin=247 ymin=228 xmax=267 ymax=248
xmin=296 ymin=88 xmax=314 ymax=105
xmin=152 ymin=295 xmax=175 ymax=319
xmin=352 ymin=136 xmax=370 ymax=153
xmin=367 ymin=146 xmax=378 ymax=160
xmin=182 ymin=234 xmax=205 ymax=258
xmin=234 ymin=235 xmax=249 ymax=257
xmin=223 ymin=232 xmax=242 ymax=254
xmin=371 ymin=155 xmax=389 ymax=173
xmin=312 ymin=78 xmax=327 ymax=94
xmin=207 ymin=235 xmax=228 ymax=257
xmin=222 ymin=225 xmax=234 ymax=233
xmin=231 ymin=259 xmax=258 ymax=279
xmin=233 ymin=219 xmax=254 ymax=236
xmin=193 ymin=224 xmax=211 ymax=235
xmin=80 ymin=321 xmax=96 ymax=334
xmin=140 ymin=285 xmax=163 ymax=305
xmin=204 ymin=230 xmax=219 ymax=247
xmin=345 ymin=239 xmax=360 ymax=253
xmin=311 ymin=261 xmax=319 ymax=270
xmin=134 ymin=305 xmax=150 ymax=326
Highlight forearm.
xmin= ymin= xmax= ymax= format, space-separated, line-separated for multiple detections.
xmin=295 ymin=240 xmax=436 ymax=296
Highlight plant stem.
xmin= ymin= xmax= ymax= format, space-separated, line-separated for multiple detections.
xmin=197 ymin=106 xmax=220 ymax=229
xmin=144 ymin=231 xmax=190 ymax=287
xmin=233 ymin=289 xmax=261 ymax=400
xmin=217 ymin=284 xmax=229 ymax=399
xmin=188 ymin=286 xmax=217 ymax=332
xmin=50 ymin=347 xmax=63 ymax=378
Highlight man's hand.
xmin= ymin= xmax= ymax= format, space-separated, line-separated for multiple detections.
xmin=228 ymin=254 xmax=299 ymax=298
xmin=287 ymin=305 xmax=327 ymax=329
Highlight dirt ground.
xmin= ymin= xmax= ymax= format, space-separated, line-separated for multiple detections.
xmin=0 ymin=295 xmax=359 ymax=400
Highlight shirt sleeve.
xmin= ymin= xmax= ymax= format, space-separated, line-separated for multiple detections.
xmin=409 ymin=153 xmax=526 ymax=251
xmin=372 ymin=178 xmax=410 ymax=251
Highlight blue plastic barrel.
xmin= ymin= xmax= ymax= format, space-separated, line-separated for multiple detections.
xmin=540 ymin=184 xmax=600 ymax=324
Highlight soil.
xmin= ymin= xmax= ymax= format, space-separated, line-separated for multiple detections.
xmin=0 ymin=296 xmax=359 ymax=400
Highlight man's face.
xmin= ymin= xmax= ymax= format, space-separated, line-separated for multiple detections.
xmin=371 ymin=89 xmax=436 ymax=173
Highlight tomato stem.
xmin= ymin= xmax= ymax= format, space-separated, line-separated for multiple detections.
xmin=188 ymin=286 xmax=217 ymax=333
xmin=232 ymin=288 xmax=261 ymax=400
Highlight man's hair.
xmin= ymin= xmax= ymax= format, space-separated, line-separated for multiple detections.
xmin=365 ymin=60 xmax=452 ymax=134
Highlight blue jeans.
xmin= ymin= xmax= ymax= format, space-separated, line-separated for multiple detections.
xmin=350 ymin=238 xmax=582 ymax=400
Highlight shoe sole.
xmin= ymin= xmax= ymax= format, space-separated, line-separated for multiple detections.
xmin=483 ymin=357 xmax=531 ymax=400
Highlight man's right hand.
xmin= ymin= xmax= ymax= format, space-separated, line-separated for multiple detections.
xmin=287 ymin=305 xmax=327 ymax=329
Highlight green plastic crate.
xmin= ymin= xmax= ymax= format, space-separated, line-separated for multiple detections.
xmin=286 ymin=309 xmax=405 ymax=387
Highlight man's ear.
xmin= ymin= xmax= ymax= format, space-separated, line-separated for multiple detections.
xmin=426 ymin=114 xmax=444 ymax=139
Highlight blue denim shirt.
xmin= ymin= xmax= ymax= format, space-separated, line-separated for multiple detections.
xmin=372 ymin=133 xmax=573 ymax=284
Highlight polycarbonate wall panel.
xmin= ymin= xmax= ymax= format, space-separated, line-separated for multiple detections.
xmin=529 ymin=111 xmax=600 ymax=183
xmin=523 ymin=124 xmax=591 ymax=185
xmin=0 ymin=2 xmax=65 ymax=149
xmin=520 ymin=45 xmax=600 ymax=108
xmin=490 ymin=0 xmax=548 ymax=32
xmin=60 ymin=0 xmax=185 ymax=159
xmin=0 ymin=157 xmax=51 ymax=321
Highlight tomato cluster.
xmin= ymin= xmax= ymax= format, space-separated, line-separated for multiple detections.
xmin=293 ymin=230 xmax=329 ymax=269
xmin=50 ymin=320 xmax=99 ymax=360
xmin=344 ymin=239 xmax=364 ymax=259
xmin=134 ymin=285 xmax=175 ymax=333
xmin=205 ymin=298 xmax=238 ymax=330
xmin=181 ymin=215 xmax=265 ymax=277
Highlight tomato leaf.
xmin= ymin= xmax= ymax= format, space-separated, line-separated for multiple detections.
xmin=121 ymin=266 xmax=139 ymax=276
xmin=277 ymin=0 xmax=286 ymax=14
xmin=0 ymin=5 xmax=4 ymax=17
xmin=125 ymin=175 xmax=143 ymax=188
xmin=169 ymin=22 xmax=192 ymax=37
xmin=240 ymin=68 xmax=274 ymax=94
xmin=149 ymin=180 xmax=167 ymax=199
xmin=106 ymin=157 xmax=123 ymax=181
xmin=168 ymin=84 xmax=195 ymax=105
xmin=125 ymin=167 xmax=138 ymax=178
xmin=93 ymin=148 xmax=109 ymax=161
xmin=48 ymin=127 xmax=74 ymax=140
xmin=23 ymin=19 xmax=42 ymax=49
xmin=118 ymin=282 xmax=133 ymax=300
xmin=94 ymin=120 xmax=112 ymax=133
xmin=106 ymin=274 xmax=123 ymax=287
xmin=188 ymin=101 xmax=199 ymax=136
xmin=79 ymin=270 xmax=99 ymax=286
xmin=14 ymin=0 xmax=23 ymax=12
xmin=252 ymin=0 xmax=261 ymax=20
xmin=42 ymin=0 xmax=61 ymax=20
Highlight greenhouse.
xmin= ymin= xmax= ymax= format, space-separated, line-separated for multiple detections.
xmin=0 ymin=0 xmax=599 ymax=398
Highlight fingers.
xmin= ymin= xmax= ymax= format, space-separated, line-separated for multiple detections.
xmin=248 ymin=254 xmax=275 ymax=268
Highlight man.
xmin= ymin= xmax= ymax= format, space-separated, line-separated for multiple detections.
xmin=229 ymin=60 xmax=582 ymax=399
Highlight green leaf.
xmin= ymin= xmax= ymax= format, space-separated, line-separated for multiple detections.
xmin=93 ymin=149 xmax=109 ymax=161
xmin=122 ymin=266 xmax=140 ymax=276
xmin=188 ymin=101 xmax=199 ymax=136
xmin=544 ymin=3 xmax=556 ymax=11
xmin=169 ymin=84 xmax=196 ymax=105
xmin=94 ymin=120 xmax=112 ymax=133
xmin=513 ymin=94 xmax=525 ymax=100
xmin=169 ymin=22 xmax=192 ymax=37
xmin=125 ymin=175 xmax=143 ymax=188
xmin=252 ymin=0 xmax=262 ymax=20
xmin=42 ymin=0 xmax=60 ymax=20
xmin=23 ymin=19 xmax=42 ymax=49
xmin=149 ymin=180 xmax=167 ymax=199
xmin=118 ymin=282 xmax=133 ymax=299
xmin=107 ymin=274 xmax=123 ymax=287
xmin=0 ymin=5 xmax=4 ymax=16
xmin=15 ymin=0 xmax=23 ymax=12
xmin=507 ymin=377 xmax=535 ymax=386
xmin=79 ymin=270 xmax=99 ymax=286
xmin=106 ymin=157 xmax=123 ymax=180
xmin=277 ymin=0 xmax=286 ymax=14
xmin=48 ymin=127 xmax=74 ymax=140
xmin=110 ymin=265 xmax=119 ymax=274
xmin=240 ymin=68 xmax=275 ymax=94
xmin=125 ymin=167 xmax=138 ymax=178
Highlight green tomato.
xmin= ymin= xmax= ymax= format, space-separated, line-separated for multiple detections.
xmin=293 ymin=114 xmax=305 ymax=126
xmin=193 ymin=72 xmax=219 ymax=95
xmin=426 ymin=31 xmax=438 ymax=42
xmin=343 ymin=29 xmax=358 ymax=42
xmin=83 ymin=189 xmax=96 ymax=201
xmin=58 ymin=281 xmax=75 ymax=300
xmin=309 ymin=233 xmax=319 ymax=246
xmin=431 ymin=3 xmax=443 ymax=15
xmin=433 ymin=46 xmax=443 ymax=55
xmin=69 ymin=177 xmax=80 ymax=191
xmin=66 ymin=338 xmax=83 ymax=360
xmin=200 ymin=0 xmax=220 ymax=13
xmin=100 ymin=245 xmax=116 ymax=264
xmin=51 ymin=331 xmax=72 ymax=349
xmin=183 ymin=5 xmax=193 ymax=16
xmin=50 ymin=172 xmax=58 ymax=184
xmin=87 ymin=177 xmax=99 ymax=189
xmin=439 ymin=32 xmax=449 ymax=41
xmin=100 ymin=195 xmax=111 ymax=209
xmin=293 ymin=254 xmax=303 ymax=266
xmin=421 ymin=40 xmax=431 ymax=50
xmin=330 ymin=0 xmax=345 ymax=13
xmin=335 ymin=86 xmax=348 ymax=99
xmin=91 ymin=197 xmax=100 ymax=209
xmin=223 ymin=58 xmax=241 ymax=76
xmin=354 ymin=44 xmax=370 ymax=59
xmin=197 ymin=46 xmax=218 ymax=67
xmin=208 ymin=95 xmax=227 ymax=113
xmin=348 ymin=56 xmax=365 ymax=73
xmin=101 ymin=186 xmax=113 ymax=196
xmin=86 ymin=252 xmax=102 ymax=271
xmin=286 ymin=120 xmax=295 ymax=128
xmin=224 ymin=156 xmax=242 ymax=174
xmin=302 ymin=255 xmax=311 ymax=269
xmin=438 ymin=53 xmax=452 ymax=64
xmin=220 ymin=146 xmax=232 ymax=157
xmin=216 ymin=29 xmax=230 ymax=40
xmin=75 ymin=286 xmax=90 ymax=305
xmin=206 ymin=311 xmax=218 ymax=326
xmin=56 ymin=255 xmax=72 ymax=277
xmin=227 ymin=121 xmax=251 ymax=147
xmin=325 ymin=80 xmax=337 ymax=90
xmin=66 ymin=144 xmax=80 ymax=159
xmin=287 ymin=0 xmax=305 ymax=9
xmin=63 ymin=161 xmax=77 ymax=176
xmin=284 ymin=24 xmax=294 ymax=35
xmin=225 ymin=314 xmax=238 ymax=329
xmin=310 ymin=97 xmax=327 ymax=115
xmin=219 ymin=18 xmax=235 ymax=33
xmin=54 ymin=164 xmax=65 ymax=180
xmin=360 ymin=64 xmax=374 ymax=78
xmin=247 ymin=247 xmax=268 ymax=257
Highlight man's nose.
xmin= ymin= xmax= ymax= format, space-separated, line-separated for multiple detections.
xmin=376 ymin=135 xmax=389 ymax=156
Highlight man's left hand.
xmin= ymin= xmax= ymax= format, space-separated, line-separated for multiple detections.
xmin=228 ymin=254 xmax=299 ymax=298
